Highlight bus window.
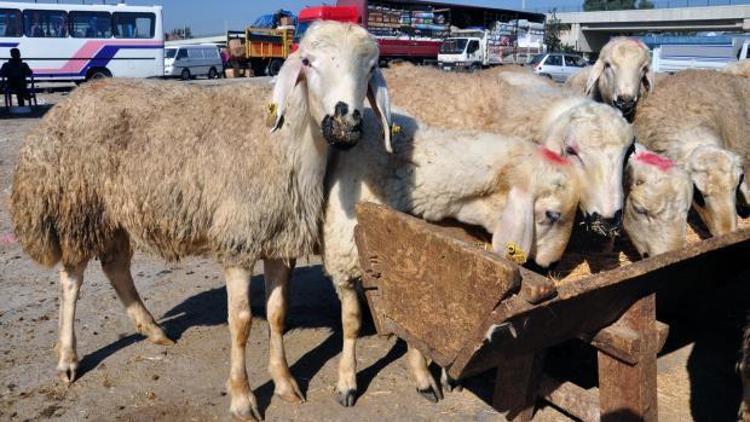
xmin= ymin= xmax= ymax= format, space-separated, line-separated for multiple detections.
xmin=113 ymin=12 xmax=155 ymax=39
xmin=23 ymin=10 xmax=68 ymax=38
xmin=0 ymin=9 xmax=22 ymax=37
xmin=176 ymin=49 xmax=188 ymax=60
xmin=70 ymin=11 xmax=112 ymax=38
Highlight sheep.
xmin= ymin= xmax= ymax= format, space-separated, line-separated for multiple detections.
xmin=321 ymin=109 xmax=581 ymax=406
xmin=624 ymin=145 xmax=693 ymax=258
xmin=10 ymin=21 xmax=393 ymax=422
xmin=723 ymin=59 xmax=750 ymax=78
xmin=565 ymin=37 xmax=654 ymax=121
xmin=383 ymin=63 xmax=634 ymax=237
xmin=634 ymin=69 xmax=750 ymax=236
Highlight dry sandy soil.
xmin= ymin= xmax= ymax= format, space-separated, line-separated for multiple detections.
xmin=0 ymin=86 xmax=747 ymax=422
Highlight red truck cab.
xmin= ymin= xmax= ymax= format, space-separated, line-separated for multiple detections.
xmin=293 ymin=6 xmax=359 ymax=50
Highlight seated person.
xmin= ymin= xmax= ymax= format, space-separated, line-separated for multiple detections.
xmin=0 ymin=48 xmax=33 ymax=107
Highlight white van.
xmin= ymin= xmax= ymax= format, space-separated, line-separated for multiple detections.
xmin=164 ymin=45 xmax=222 ymax=80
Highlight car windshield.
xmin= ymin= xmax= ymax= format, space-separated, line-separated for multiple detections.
xmin=165 ymin=48 xmax=177 ymax=59
xmin=440 ymin=39 xmax=468 ymax=54
xmin=529 ymin=54 xmax=546 ymax=65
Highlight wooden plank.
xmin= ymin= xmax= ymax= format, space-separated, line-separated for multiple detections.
xmin=656 ymin=321 xmax=670 ymax=353
xmin=491 ymin=351 xmax=545 ymax=421
xmin=539 ymin=376 xmax=600 ymax=422
xmin=354 ymin=225 xmax=387 ymax=335
xmin=451 ymin=231 xmax=750 ymax=378
xmin=519 ymin=275 xmax=558 ymax=304
xmin=355 ymin=202 xmax=521 ymax=365
xmin=585 ymin=324 xmax=641 ymax=366
xmin=597 ymin=295 xmax=658 ymax=422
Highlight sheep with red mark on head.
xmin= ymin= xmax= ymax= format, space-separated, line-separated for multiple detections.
xmin=383 ymin=63 xmax=634 ymax=239
xmin=624 ymin=145 xmax=693 ymax=258
xmin=322 ymin=110 xmax=581 ymax=406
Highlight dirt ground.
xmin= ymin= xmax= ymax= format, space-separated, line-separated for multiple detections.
xmin=0 ymin=87 xmax=746 ymax=422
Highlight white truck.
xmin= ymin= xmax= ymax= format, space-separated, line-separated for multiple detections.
xmin=437 ymin=30 xmax=503 ymax=72
xmin=651 ymin=39 xmax=749 ymax=73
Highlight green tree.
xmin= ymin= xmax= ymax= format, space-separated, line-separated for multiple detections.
xmin=638 ymin=0 xmax=656 ymax=8
xmin=583 ymin=0 xmax=638 ymax=10
xmin=545 ymin=9 xmax=563 ymax=52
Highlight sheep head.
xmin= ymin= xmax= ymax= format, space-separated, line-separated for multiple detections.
xmin=543 ymin=102 xmax=633 ymax=238
xmin=624 ymin=148 xmax=693 ymax=258
xmin=490 ymin=147 xmax=580 ymax=268
xmin=586 ymin=37 xmax=653 ymax=121
xmin=270 ymin=21 xmax=394 ymax=152
xmin=685 ymin=145 xmax=743 ymax=236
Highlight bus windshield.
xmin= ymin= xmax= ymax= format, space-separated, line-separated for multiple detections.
xmin=440 ymin=39 xmax=468 ymax=54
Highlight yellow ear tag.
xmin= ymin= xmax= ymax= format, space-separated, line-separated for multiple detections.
xmin=266 ymin=103 xmax=278 ymax=128
xmin=391 ymin=123 xmax=401 ymax=136
xmin=506 ymin=241 xmax=528 ymax=265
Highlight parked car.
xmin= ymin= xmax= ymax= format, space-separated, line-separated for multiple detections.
xmin=164 ymin=45 xmax=222 ymax=80
xmin=530 ymin=52 xmax=587 ymax=82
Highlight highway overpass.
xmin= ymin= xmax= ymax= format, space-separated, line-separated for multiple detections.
xmin=554 ymin=5 xmax=750 ymax=52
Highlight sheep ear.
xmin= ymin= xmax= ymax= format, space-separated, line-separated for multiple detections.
xmin=491 ymin=187 xmax=535 ymax=265
xmin=585 ymin=61 xmax=605 ymax=97
xmin=270 ymin=54 xmax=303 ymax=132
xmin=641 ymin=69 xmax=655 ymax=95
xmin=367 ymin=67 xmax=394 ymax=153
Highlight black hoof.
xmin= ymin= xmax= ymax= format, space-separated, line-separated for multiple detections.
xmin=417 ymin=386 xmax=441 ymax=403
xmin=442 ymin=378 xmax=463 ymax=393
xmin=336 ymin=389 xmax=357 ymax=407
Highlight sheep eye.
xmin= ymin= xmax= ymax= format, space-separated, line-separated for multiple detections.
xmin=635 ymin=179 xmax=645 ymax=186
xmin=545 ymin=210 xmax=562 ymax=224
xmin=565 ymin=146 xmax=578 ymax=156
xmin=634 ymin=205 xmax=648 ymax=216
xmin=604 ymin=62 xmax=612 ymax=69
xmin=302 ymin=58 xmax=311 ymax=67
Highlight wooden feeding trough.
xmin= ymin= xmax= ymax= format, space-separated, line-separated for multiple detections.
xmin=353 ymin=202 xmax=750 ymax=421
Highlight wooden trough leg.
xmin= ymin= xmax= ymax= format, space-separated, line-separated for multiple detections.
xmin=492 ymin=351 xmax=546 ymax=421
xmin=597 ymin=294 xmax=658 ymax=422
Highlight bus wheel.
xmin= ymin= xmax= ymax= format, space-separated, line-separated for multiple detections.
xmin=181 ymin=69 xmax=191 ymax=81
xmin=267 ymin=59 xmax=284 ymax=77
xmin=208 ymin=67 xmax=218 ymax=79
xmin=87 ymin=68 xmax=111 ymax=81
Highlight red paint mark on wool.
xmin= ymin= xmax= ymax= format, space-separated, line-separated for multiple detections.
xmin=635 ymin=151 xmax=673 ymax=172
xmin=540 ymin=147 xmax=569 ymax=165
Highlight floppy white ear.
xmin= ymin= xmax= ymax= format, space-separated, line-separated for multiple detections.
xmin=491 ymin=187 xmax=535 ymax=265
xmin=270 ymin=54 xmax=303 ymax=132
xmin=367 ymin=68 xmax=394 ymax=153
xmin=642 ymin=69 xmax=655 ymax=95
xmin=585 ymin=61 xmax=605 ymax=97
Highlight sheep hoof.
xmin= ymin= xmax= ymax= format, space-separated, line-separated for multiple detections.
xmin=57 ymin=366 xmax=77 ymax=385
xmin=417 ymin=386 xmax=442 ymax=403
xmin=148 ymin=334 xmax=175 ymax=347
xmin=441 ymin=377 xmax=462 ymax=393
xmin=336 ymin=389 xmax=357 ymax=407
xmin=274 ymin=379 xmax=305 ymax=404
xmin=230 ymin=404 xmax=262 ymax=422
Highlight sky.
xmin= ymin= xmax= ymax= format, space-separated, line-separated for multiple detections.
xmin=14 ymin=0 xmax=569 ymax=35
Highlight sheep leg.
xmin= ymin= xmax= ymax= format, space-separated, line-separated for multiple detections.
xmin=335 ymin=279 xmax=360 ymax=407
xmin=225 ymin=266 xmax=262 ymax=422
xmin=263 ymin=258 xmax=304 ymax=404
xmin=440 ymin=367 xmax=462 ymax=393
xmin=407 ymin=345 xmax=443 ymax=403
xmin=56 ymin=261 xmax=88 ymax=384
xmin=100 ymin=243 xmax=173 ymax=346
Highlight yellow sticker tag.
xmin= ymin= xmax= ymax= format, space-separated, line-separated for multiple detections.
xmin=391 ymin=123 xmax=401 ymax=135
xmin=505 ymin=241 xmax=528 ymax=265
xmin=266 ymin=103 xmax=278 ymax=128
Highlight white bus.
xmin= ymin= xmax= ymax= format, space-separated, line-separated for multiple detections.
xmin=0 ymin=2 xmax=163 ymax=81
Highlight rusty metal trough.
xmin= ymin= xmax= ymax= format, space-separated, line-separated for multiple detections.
xmin=353 ymin=202 xmax=750 ymax=421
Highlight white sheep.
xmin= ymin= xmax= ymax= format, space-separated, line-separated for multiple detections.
xmin=634 ymin=69 xmax=750 ymax=236
xmin=322 ymin=109 xmax=581 ymax=406
xmin=624 ymin=145 xmax=693 ymax=258
xmin=10 ymin=21 xmax=392 ymax=422
xmin=383 ymin=64 xmax=634 ymax=237
xmin=723 ymin=59 xmax=750 ymax=78
xmin=565 ymin=37 xmax=654 ymax=121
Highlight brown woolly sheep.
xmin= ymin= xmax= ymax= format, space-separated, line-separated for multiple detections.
xmin=565 ymin=37 xmax=654 ymax=121
xmin=634 ymin=70 xmax=750 ymax=236
xmin=383 ymin=63 xmax=634 ymax=237
xmin=723 ymin=59 xmax=750 ymax=78
xmin=10 ymin=21 xmax=392 ymax=422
